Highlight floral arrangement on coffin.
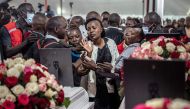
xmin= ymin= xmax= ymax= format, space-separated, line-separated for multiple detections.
xmin=131 ymin=36 xmax=190 ymax=60
xmin=133 ymin=98 xmax=190 ymax=109
xmin=131 ymin=36 xmax=190 ymax=78
xmin=0 ymin=57 xmax=69 ymax=109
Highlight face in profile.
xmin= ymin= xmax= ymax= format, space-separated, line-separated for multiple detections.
xmin=124 ymin=27 xmax=141 ymax=45
xmin=68 ymin=29 xmax=82 ymax=47
xmin=86 ymin=20 xmax=103 ymax=42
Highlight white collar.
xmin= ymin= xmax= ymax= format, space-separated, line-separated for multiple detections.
xmin=107 ymin=26 xmax=122 ymax=31
xmin=45 ymin=34 xmax=60 ymax=42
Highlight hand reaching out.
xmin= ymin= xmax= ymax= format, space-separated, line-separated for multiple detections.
xmin=80 ymin=39 xmax=93 ymax=55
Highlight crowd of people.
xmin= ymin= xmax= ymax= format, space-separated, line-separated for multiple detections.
xmin=1 ymin=2 xmax=190 ymax=109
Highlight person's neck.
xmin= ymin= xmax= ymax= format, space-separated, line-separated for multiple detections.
xmin=94 ymin=37 xmax=105 ymax=49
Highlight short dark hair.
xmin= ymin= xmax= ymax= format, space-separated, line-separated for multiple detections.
xmin=108 ymin=13 xmax=121 ymax=27
xmin=144 ymin=12 xmax=161 ymax=25
xmin=17 ymin=3 xmax=34 ymax=13
xmin=67 ymin=27 xmax=82 ymax=36
xmin=70 ymin=16 xmax=84 ymax=25
xmin=85 ymin=18 xmax=105 ymax=38
xmin=46 ymin=16 xmax=67 ymax=33
xmin=86 ymin=11 xmax=101 ymax=21
xmin=32 ymin=12 xmax=47 ymax=31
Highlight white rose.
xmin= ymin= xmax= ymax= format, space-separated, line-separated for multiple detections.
xmin=56 ymin=85 xmax=63 ymax=92
xmin=50 ymin=100 xmax=56 ymax=108
xmin=141 ymin=42 xmax=151 ymax=50
xmin=7 ymin=67 xmax=21 ymax=78
xmin=44 ymin=88 xmax=57 ymax=98
xmin=26 ymin=82 xmax=39 ymax=95
xmin=5 ymin=58 xmax=15 ymax=68
xmin=177 ymin=46 xmax=186 ymax=53
xmin=6 ymin=94 xmax=16 ymax=102
xmin=164 ymin=38 xmax=171 ymax=42
xmin=13 ymin=57 xmax=25 ymax=65
xmin=39 ymin=77 xmax=47 ymax=84
xmin=166 ymin=42 xmax=176 ymax=53
xmin=14 ymin=64 xmax=25 ymax=73
xmin=145 ymin=98 xmax=164 ymax=108
xmin=11 ymin=84 xmax=24 ymax=96
xmin=168 ymin=99 xmax=190 ymax=109
xmin=152 ymin=38 xmax=162 ymax=45
xmin=153 ymin=46 xmax=164 ymax=55
xmin=47 ymin=79 xmax=54 ymax=87
xmin=24 ymin=59 xmax=35 ymax=66
xmin=30 ymin=75 xmax=37 ymax=82
xmin=0 ymin=99 xmax=5 ymax=105
xmin=43 ymin=71 xmax=50 ymax=77
xmin=0 ymin=86 xmax=10 ymax=98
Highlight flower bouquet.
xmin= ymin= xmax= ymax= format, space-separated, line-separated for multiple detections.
xmin=131 ymin=36 xmax=190 ymax=60
xmin=0 ymin=57 xmax=69 ymax=109
xmin=133 ymin=98 xmax=190 ymax=109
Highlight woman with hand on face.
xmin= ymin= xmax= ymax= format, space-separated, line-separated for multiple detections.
xmin=80 ymin=18 xmax=120 ymax=109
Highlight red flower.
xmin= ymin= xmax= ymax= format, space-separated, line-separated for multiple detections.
xmin=171 ymin=38 xmax=181 ymax=46
xmin=149 ymin=38 xmax=157 ymax=43
xmin=18 ymin=94 xmax=29 ymax=106
xmin=37 ymin=98 xmax=50 ymax=109
xmin=56 ymin=97 xmax=64 ymax=104
xmin=0 ymin=73 xmax=3 ymax=81
xmin=133 ymin=104 xmax=153 ymax=109
xmin=56 ymin=90 xmax=64 ymax=104
xmin=0 ymin=105 xmax=3 ymax=109
xmin=158 ymin=39 xmax=166 ymax=47
xmin=170 ymin=52 xmax=180 ymax=59
xmin=4 ymin=76 xmax=18 ymax=88
xmin=2 ymin=100 xmax=15 ymax=109
xmin=186 ymin=61 xmax=190 ymax=69
xmin=58 ymin=90 xmax=64 ymax=98
xmin=29 ymin=96 xmax=39 ymax=105
xmin=23 ymin=72 xmax=34 ymax=83
xmin=33 ymin=69 xmax=45 ymax=78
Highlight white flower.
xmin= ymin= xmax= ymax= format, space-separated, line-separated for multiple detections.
xmin=145 ymin=98 xmax=164 ymax=108
xmin=164 ymin=38 xmax=171 ymax=42
xmin=11 ymin=84 xmax=24 ymax=96
xmin=6 ymin=67 xmax=21 ymax=78
xmin=4 ymin=58 xmax=15 ymax=68
xmin=44 ymin=88 xmax=57 ymax=98
xmin=30 ymin=75 xmax=37 ymax=82
xmin=24 ymin=59 xmax=35 ymax=66
xmin=153 ymin=46 xmax=163 ymax=55
xmin=14 ymin=64 xmax=25 ymax=73
xmin=13 ymin=57 xmax=25 ymax=65
xmin=166 ymin=42 xmax=176 ymax=53
xmin=0 ymin=99 xmax=5 ymax=105
xmin=177 ymin=46 xmax=186 ymax=53
xmin=26 ymin=82 xmax=39 ymax=95
xmin=0 ymin=86 xmax=10 ymax=98
xmin=152 ymin=38 xmax=162 ymax=45
xmin=5 ymin=94 xmax=16 ymax=102
xmin=141 ymin=42 xmax=151 ymax=50
xmin=50 ymin=100 xmax=56 ymax=108
xmin=168 ymin=99 xmax=190 ymax=109
xmin=39 ymin=77 xmax=47 ymax=84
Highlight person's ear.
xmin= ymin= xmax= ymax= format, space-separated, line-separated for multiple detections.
xmin=54 ymin=27 xmax=59 ymax=33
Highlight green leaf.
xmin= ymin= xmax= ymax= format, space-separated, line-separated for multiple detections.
xmin=63 ymin=98 xmax=71 ymax=108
